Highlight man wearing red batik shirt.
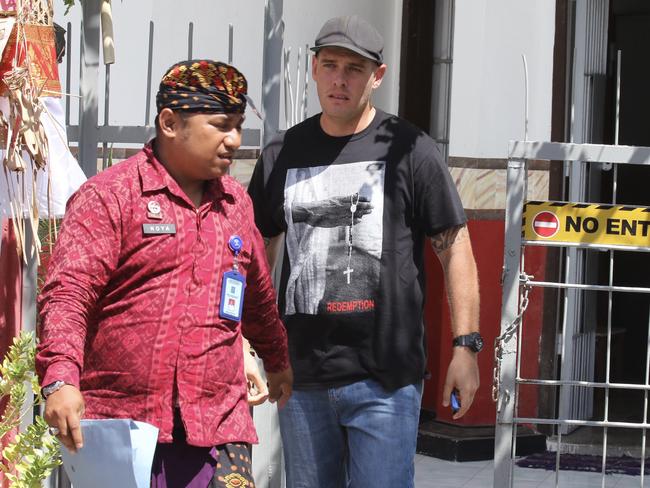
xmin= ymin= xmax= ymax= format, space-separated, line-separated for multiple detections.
xmin=36 ymin=59 xmax=292 ymax=488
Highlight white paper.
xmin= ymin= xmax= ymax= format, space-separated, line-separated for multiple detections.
xmin=129 ymin=421 xmax=160 ymax=488
xmin=60 ymin=419 xmax=159 ymax=488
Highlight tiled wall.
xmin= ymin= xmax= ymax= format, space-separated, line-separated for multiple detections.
xmin=230 ymin=159 xmax=257 ymax=188
xmin=81 ymin=147 xmax=551 ymax=215
xmin=232 ymin=156 xmax=551 ymax=212
xmin=449 ymin=166 xmax=549 ymax=211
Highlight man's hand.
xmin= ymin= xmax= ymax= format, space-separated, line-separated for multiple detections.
xmin=442 ymin=347 xmax=480 ymax=419
xmin=267 ymin=367 xmax=293 ymax=409
xmin=244 ymin=348 xmax=269 ymax=406
xmin=292 ymin=195 xmax=373 ymax=228
xmin=44 ymin=384 xmax=85 ymax=452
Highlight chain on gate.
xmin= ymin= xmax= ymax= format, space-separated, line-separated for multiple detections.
xmin=492 ymin=272 xmax=534 ymax=405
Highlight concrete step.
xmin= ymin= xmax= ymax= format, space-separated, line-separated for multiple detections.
xmin=417 ymin=420 xmax=546 ymax=462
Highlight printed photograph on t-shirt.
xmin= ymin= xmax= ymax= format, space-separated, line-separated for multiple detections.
xmin=283 ymin=160 xmax=385 ymax=315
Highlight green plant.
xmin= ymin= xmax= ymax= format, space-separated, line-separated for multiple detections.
xmin=62 ymin=0 xmax=77 ymax=14
xmin=0 ymin=332 xmax=61 ymax=487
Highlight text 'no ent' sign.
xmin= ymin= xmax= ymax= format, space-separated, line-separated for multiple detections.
xmin=523 ymin=201 xmax=650 ymax=249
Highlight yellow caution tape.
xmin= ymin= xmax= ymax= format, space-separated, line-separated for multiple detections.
xmin=523 ymin=201 xmax=650 ymax=248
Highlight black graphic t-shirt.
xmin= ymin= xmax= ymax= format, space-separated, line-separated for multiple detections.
xmin=248 ymin=109 xmax=466 ymax=390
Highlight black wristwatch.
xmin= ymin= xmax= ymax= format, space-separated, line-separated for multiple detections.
xmin=452 ymin=332 xmax=484 ymax=353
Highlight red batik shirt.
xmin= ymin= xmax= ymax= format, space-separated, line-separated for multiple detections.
xmin=36 ymin=143 xmax=289 ymax=447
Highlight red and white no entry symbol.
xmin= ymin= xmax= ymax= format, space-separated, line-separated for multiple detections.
xmin=532 ymin=211 xmax=560 ymax=238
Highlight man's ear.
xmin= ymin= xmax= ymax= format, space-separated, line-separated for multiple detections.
xmin=371 ymin=63 xmax=387 ymax=89
xmin=311 ymin=54 xmax=319 ymax=81
xmin=157 ymin=108 xmax=182 ymax=138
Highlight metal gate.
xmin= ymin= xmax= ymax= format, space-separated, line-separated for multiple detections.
xmin=493 ymin=140 xmax=650 ymax=487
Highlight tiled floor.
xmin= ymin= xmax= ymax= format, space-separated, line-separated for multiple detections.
xmin=414 ymin=454 xmax=649 ymax=487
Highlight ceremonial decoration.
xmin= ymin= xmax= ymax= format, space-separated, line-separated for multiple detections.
xmin=0 ymin=0 xmax=61 ymax=262
xmin=0 ymin=2 xmax=66 ymax=481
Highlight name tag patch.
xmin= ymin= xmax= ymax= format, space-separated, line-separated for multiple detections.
xmin=142 ymin=223 xmax=176 ymax=235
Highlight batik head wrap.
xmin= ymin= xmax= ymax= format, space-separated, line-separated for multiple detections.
xmin=155 ymin=59 xmax=247 ymax=114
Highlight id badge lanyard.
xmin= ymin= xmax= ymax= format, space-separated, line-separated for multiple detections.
xmin=219 ymin=235 xmax=246 ymax=322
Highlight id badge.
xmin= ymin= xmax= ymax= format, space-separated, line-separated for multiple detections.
xmin=219 ymin=270 xmax=246 ymax=322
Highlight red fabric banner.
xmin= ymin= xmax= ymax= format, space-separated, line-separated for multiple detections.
xmin=0 ymin=219 xmax=22 ymax=487
xmin=0 ymin=0 xmax=16 ymax=14
xmin=0 ymin=22 xmax=61 ymax=97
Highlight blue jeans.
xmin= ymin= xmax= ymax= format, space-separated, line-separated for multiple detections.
xmin=278 ymin=378 xmax=423 ymax=488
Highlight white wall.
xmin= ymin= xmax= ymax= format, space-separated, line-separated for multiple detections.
xmin=53 ymin=0 xmax=402 ymax=134
xmin=54 ymin=0 xmax=266 ymax=130
xmin=448 ymin=0 xmax=556 ymax=159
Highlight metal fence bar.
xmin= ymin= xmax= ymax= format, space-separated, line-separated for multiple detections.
xmin=523 ymin=240 xmax=650 ymax=252
xmin=78 ymin=0 xmax=101 ymax=177
xmin=557 ymin=219 xmax=577 ymax=435
xmin=145 ymin=21 xmax=154 ymax=126
xmin=517 ymin=379 xmax=650 ymax=390
xmin=187 ymin=22 xmax=194 ymax=59
xmin=494 ymin=157 xmax=527 ymax=487
xmin=67 ymin=126 xmax=260 ymax=147
xmin=523 ymin=241 xmax=650 ymax=253
xmin=254 ymin=4 xmax=285 ymax=485
xmin=228 ymin=24 xmax=233 ymax=64
xmin=641 ymin=306 xmax=650 ymax=486
xmin=511 ymin=260 xmax=525 ymax=485
xmin=553 ymin=432 xmax=561 ymax=486
xmin=508 ymin=140 xmax=650 ymax=165
xmin=261 ymin=0 xmax=283 ymax=146
xmin=102 ymin=63 xmax=111 ymax=169
xmin=515 ymin=418 xmax=650 ymax=429
xmin=65 ymin=22 xmax=72 ymax=125
xmin=526 ymin=280 xmax=650 ymax=294
xmin=600 ymin=161 xmax=619 ymax=486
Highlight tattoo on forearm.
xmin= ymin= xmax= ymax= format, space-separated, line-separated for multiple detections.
xmin=431 ymin=224 xmax=468 ymax=254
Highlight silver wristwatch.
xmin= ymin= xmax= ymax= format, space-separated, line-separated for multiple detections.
xmin=42 ymin=380 xmax=66 ymax=399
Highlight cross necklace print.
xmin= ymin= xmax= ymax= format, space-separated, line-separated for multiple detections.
xmin=344 ymin=193 xmax=360 ymax=284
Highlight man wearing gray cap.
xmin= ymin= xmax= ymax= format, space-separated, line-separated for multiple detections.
xmin=248 ymin=15 xmax=481 ymax=488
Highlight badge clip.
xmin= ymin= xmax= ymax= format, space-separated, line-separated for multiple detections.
xmin=228 ymin=235 xmax=243 ymax=270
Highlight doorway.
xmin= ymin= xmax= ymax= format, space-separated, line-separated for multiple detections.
xmin=592 ymin=0 xmax=650 ymax=437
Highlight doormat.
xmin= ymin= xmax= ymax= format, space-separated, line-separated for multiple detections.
xmin=516 ymin=451 xmax=650 ymax=476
